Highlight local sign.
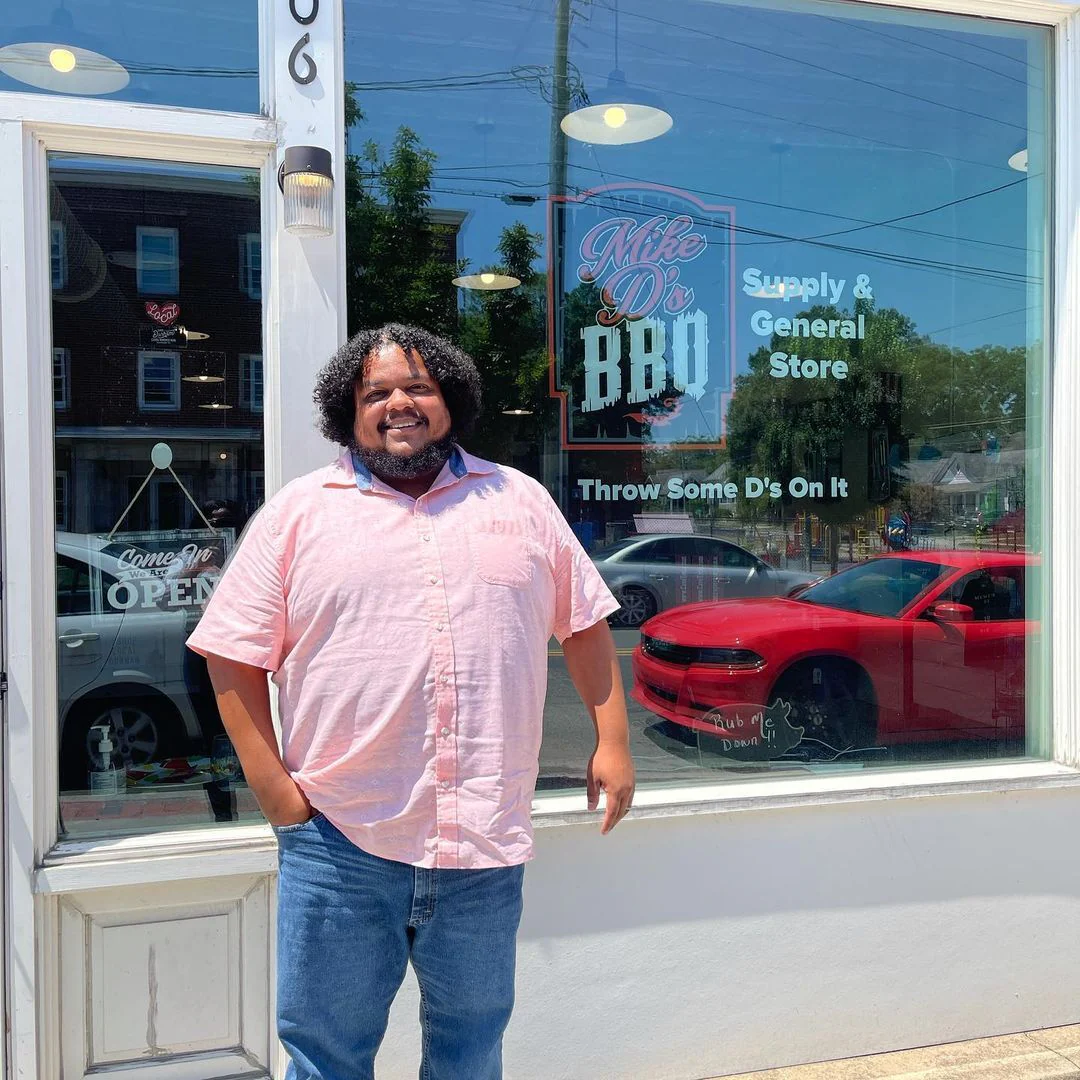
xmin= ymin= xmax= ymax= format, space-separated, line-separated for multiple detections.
xmin=548 ymin=183 xmax=735 ymax=450
xmin=144 ymin=302 xmax=179 ymax=326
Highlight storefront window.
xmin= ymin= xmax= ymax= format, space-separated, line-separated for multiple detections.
xmin=343 ymin=0 xmax=1050 ymax=786
xmin=0 ymin=3 xmax=258 ymax=112
xmin=51 ymin=155 xmax=266 ymax=837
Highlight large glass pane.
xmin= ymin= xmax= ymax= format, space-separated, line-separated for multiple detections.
xmin=343 ymin=0 xmax=1050 ymax=787
xmin=51 ymin=155 xmax=265 ymax=837
xmin=0 ymin=2 xmax=258 ymax=112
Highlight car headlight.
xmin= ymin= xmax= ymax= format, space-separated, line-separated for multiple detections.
xmin=641 ymin=635 xmax=764 ymax=669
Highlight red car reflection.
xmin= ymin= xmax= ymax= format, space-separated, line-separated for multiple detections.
xmin=631 ymin=551 xmax=1037 ymax=754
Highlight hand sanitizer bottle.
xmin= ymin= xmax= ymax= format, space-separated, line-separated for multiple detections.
xmin=89 ymin=724 xmax=125 ymax=796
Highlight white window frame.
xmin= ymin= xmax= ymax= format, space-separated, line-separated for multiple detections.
xmin=49 ymin=220 xmax=65 ymax=290
xmin=0 ymin=0 xmax=1071 ymax=862
xmin=240 ymin=351 xmax=264 ymax=412
xmin=51 ymin=346 xmax=68 ymax=410
xmin=238 ymin=231 xmax=262 ymax=299
xmin=135 ymin=224 xmax=179 ymax=295
xmin=136 ymin=349 xmax=180 ymax=411
xmin=2 ymin=0 xmax=1072 ymax=867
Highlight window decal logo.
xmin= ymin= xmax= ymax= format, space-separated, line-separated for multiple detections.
xmin=548 ymin=183 xmax=735 ymax=450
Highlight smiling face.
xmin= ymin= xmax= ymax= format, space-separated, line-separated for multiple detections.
xmin=351 ymin=343 xmax=455 ymax=490
xmin=353 ymin=343 xmax=452 ymax=457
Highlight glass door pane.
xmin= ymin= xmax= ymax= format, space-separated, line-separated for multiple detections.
xmin=49 ymin=154 xmax=266 ymax=837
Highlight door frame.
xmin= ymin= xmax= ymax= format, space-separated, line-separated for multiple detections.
xmin=0 ymin=10 xmax=345 ymax=1066
xmin=0 ymin=108 xmax=274 ymax=1080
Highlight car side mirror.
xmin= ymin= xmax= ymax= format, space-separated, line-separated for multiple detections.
xmin=928 ymin=602 xmax=974 ymax=623
xmin=786 ymin=582 xmax=811 ymax=598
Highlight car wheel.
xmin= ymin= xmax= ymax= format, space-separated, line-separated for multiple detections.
xmin=60 ymin=696 xmax=185 ymax=791
xmin=770 ymin=661 xmax=877 ymax=753
xmin=612 ymin=585 xmax=657 ymax=628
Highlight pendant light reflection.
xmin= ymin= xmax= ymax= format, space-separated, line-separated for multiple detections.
xmin=502 ymin=408 xmax=534 ymax=416
xmin=1008 ymin=148 xmax=1028 ymax=173
xmin=0 ymin=6 xmax=129 ymax=95
xmin=561 ymin=70 xmax=672 ymax=146
xmin=748 ymin=279 xmax=803 ymax=300
xmin=199 ymin=402 xmax=233 ymax=410
xmin=452 ymin=271 xmax=521 ymax=291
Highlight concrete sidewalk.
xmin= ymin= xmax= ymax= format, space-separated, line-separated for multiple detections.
xmin=717 ymin=1026 xmax=1080 ymax=1079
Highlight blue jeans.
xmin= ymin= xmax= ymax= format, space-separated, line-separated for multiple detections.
xmin=275 ymin=813 xmax=525 ymax=1080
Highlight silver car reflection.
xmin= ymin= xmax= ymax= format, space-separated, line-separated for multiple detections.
xmin=592 ymin=533 xmax=821 ymax=627
xmin=57 ymin=533 xmax=204 ymax=790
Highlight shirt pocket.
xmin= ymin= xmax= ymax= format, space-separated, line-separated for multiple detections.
xmin=469 ymin=528 xmax=538 ymax=588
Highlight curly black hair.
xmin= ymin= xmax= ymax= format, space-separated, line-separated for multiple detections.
xmin=314 ymin=324 xmax=483 ymax=448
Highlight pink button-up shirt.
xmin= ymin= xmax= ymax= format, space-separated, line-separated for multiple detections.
xmin=187 ymin=448 xmax=619 ymax=868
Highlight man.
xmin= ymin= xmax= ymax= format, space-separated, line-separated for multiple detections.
xmin=187 ymin=323 xmax=635 ymax=1080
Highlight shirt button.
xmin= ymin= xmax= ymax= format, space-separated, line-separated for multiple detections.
xmin=435 ymin=623 xmax=444 ymax=632
xmin=441 ymin=727 xmax=450 ymax=737
xmin=421 ymin=534 xmax=431 ymax=542
xmin=440 ymin=675 xmax=450 ymax=684
xmin=429 ymin=575 xmax=438 ymax=584
xmin=441 ymin=780 xmax=451 ymax=789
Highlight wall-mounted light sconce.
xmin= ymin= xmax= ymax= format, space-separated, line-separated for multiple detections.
xmin=278 ymin=146 xmax=334 ymax=237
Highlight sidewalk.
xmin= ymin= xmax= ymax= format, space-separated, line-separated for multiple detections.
xmin=717 ymin=1026 xmax=1080 ymax=1079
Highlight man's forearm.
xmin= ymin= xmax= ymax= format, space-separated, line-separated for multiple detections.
xmin=206 ymin=655 xmax=310 ymax=821
xmin=561 ymin=620 xmax=630 ymax=745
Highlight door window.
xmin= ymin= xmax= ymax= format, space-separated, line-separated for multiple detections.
xmin=49 ymin=154 xmax=265 ymax=838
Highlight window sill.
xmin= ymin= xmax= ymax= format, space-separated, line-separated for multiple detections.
xmin=531 ymin=758 xmax=1080 ymax=825
xmin=35 ymin=760 xmax=1080 ymax=895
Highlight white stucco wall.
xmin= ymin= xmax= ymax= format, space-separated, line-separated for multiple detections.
xmin=376 ymin=787 xmax=1080 ymax=1079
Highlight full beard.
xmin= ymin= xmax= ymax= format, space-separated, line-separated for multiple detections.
xmin=353 ymin=431 xmax=456 ymax=481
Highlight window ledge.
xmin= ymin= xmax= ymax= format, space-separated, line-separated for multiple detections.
xmin=531 ymin=759 xmax=1080 ymax=825
xmin=35 ymin=761 xmax=1080 ymax=894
